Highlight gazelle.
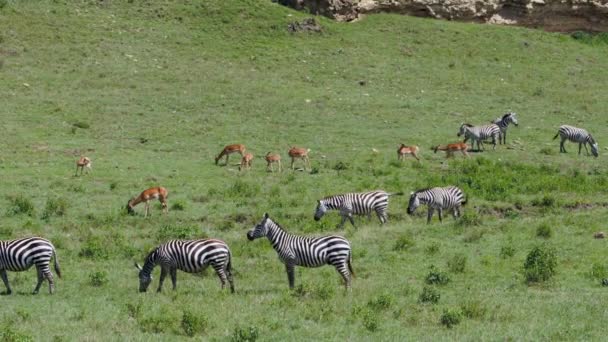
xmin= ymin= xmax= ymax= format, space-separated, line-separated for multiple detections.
xmin=264 ymin=152 xmax=282 ymax=172
xmin=215 ymin=144 xmax=246 ymax=166
xmin=288 ymin=147 xmax=311 ymax=171
xmin=433 ymin=142 xmax=469 ymax=158
xmin=239 ymin=153 xmax=254 ymax=171
xmin=75 ymin=157 xmax=92 ymax=176
xmin=126 ymin=187 xmax=168 ymax=217
xmin=397 ymin=144 xmax=420 ymax=161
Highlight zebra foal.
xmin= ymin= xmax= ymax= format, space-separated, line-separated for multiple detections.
xmin=491 ymin=112 xmax=518 ymax=144
xmin=553 ymin=125 xmax=598 ymax=157
xmin=135 ymin=239 xmax=234 ymax=293
xmin=247 ymin=213 xmax=354 ymax=290
xmin=457 ymin=123 xmax=500 ymax=151
xmin=0 ymin=237 xmax=61 ymax=295
xmin=407 ymin=186 xmax=467 ymax=224
xmin=314 ymin=190 xmax=403 ymax=228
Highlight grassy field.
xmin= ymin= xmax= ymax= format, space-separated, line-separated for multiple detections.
xmin=1 ymin=0 xmax=608 ymax=340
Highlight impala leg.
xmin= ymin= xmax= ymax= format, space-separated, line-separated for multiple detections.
xmin=144 ymin=202 xmax=150 ymax=217
xmin=1 ymin=270 xmax=12 ymax=295
xmin=157 ymin=267 xmax=167 ymax=292
xmin=286 ymin=264 xmax=295 ymax=289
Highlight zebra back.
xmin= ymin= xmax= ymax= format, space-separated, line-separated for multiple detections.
xmin=0 ymin=237 xmax=59 ymax=274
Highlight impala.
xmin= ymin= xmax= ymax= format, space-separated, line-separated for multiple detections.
xmin=433 ymin=142 xmax=469 ymax=158
xmin=264 ymin=152 xmax=282 ymax=172
xmin=127 ymin=187 xmax=168 ymax=217
xmin=288 ymin=147 xmax=311 ymax=171
xmin=75 ymin=157 xmax=92 ymax=176
xmin=397 ymin=144 xmax=420 ymax=161
xmin=239 ymin=153 xmax=254 ymax=171
xmin=215 ymin=144 xmax=246 ymax=165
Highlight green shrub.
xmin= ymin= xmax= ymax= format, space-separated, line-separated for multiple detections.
xmin=139 ymin=314 xmax=176 ymax=334
xmin=332 ymin=161 xmax=349 ymax=171
xmin=41 ymin=197 xmax=68 ymax=220
xmin=6 ymin=194 xmax=35 ymax=217
xmin=463 ymin=228 xmax=485 ymax=243
xmin=424 ymin=243 xmax=440 ymax=255
xmin=460 ymin=300 xmax=486 ymax=319
xmin=109 ymin=182 xmax=118 ymax=190
xmin=367 ymin=293 xmax=394 ymax=311
xmin=393 ymin=233 xmax=415 ymax=251
xmin=536 ymin=223 xmax=553 ymax=239
xmin=89 ymin=271 xmax=108 ymax=287
xmin=231 ymin=326 xmax=259 ymax=342
xmin=440 ymin=308 xmax=463 ymax=328
xmin=157 ymin=224 xmax=199 ymax=241
xmin=227 ymin=179 xmax=260 ymax=197
xmin=171 ymin=200 xmax=186 ymax=211
xmin=425 ymin=266 xmax=450 ymax=285
xmin=448 ymin=253 xmax=467 ymax=273
xmin=588 ymin=263 xmax=607 ymax=279
xmin=539 ymin=147 xmax=556 ymax=155
xmin=531 ymin=195 xmax=556 ymax=208
xmin=419 ymin=286 xmax=440 ymax=304
xmin=79 ymin=237 xmax=110 ymax=260
xmin=500 ymin=245 xmax=515 ymax=259
xmin=524 ymin=245 xmax=557 ymax=283
xmin=0 ymin=327 xmax=34 ymax=342
xmin=602 ymin=279 xmax=608 ymax=287
xmin=362 ymin=310 xmax=379 ymax=332
xmin=181 ymin=310 xmax=208 ymax=337
xmin=456 ymin=210 xmax=482 ymax=227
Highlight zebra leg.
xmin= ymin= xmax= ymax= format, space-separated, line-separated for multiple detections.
xmin=226 ymin=266 xmax=235 ymax=293
xmin=211 ymin=263 xmax=228 ymax=290
xmin=337 ymin=215 xmax=348 ymax=229
xmin=453 ymin=207 xmax=460 ymax=219
xmin=170 ymin=268 xmax=177 ymax=290
xmin=438 ymin=208 xmax=443 ymax=222
xmin=285 ymin=264 xmax=295 ymax=289
xmin=33 ymin=267 xmax=45 ymax=294
xmin=427 ymin=208 xmax=434 ymax=224
xmin=45 ymin=269 xmax=55 ymax=294
xmin=1 ymin=269 xmax=12 ymax=295
xmin=560 ymin=138 xmax=567 ymax=153
xmin=375 ymin=209 xmax=387 ymax=225
xmin=335 ymin=262 xmax=351 ymax=290
xmin=347 ymin=215 xmax=356 ymax=228
xmin=157 ymin=267 xmax=168 ymax=292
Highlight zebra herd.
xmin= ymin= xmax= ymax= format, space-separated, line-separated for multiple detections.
xmin=0 ymin=113 xmax=600 ymax=294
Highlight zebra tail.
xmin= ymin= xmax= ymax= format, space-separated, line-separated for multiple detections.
xmin=552 ymin=132 xmax=559 ymax=140
xmin=53 ymin=248 xmax=62 ymax=278
xmin=388 ymin=191 xmax=405 ymax=196
xmin=348 ymin=253 xmax=355 ymax=278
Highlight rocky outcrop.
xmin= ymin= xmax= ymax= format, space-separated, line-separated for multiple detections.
xmin=277 ymin=0 xmax=608 ymax=32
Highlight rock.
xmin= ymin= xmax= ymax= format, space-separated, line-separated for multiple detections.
xmin=593 ymin=231 xmax=605 ymax=239
xmin=277 ymin=0 xmax=608 ymax=32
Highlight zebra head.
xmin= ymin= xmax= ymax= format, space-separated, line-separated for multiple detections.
xmin=589 ymin=136 xmax=599 ymax=157
xmin=247 ymin=213 xmax=271 ymax=240
xmin=505 ymin=112 xmax=518 ymax=126
xmin=457 ymin=123 xmax=472 ymax=137
xmin=314 ymin=200 xmax=328 ymax=221
xmin=407 ymin=192 xmax=421 ymax=215
xmin=134 ymin=262 xmax=152 ymax=292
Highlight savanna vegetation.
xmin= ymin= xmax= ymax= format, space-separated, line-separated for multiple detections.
xmin=1 ymin=0 xmax=607 ymax=340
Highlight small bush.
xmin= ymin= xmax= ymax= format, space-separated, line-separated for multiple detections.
xmin=425 ymin=266 xmax=450 ymax=285
xmin=73 ymin=121 xmax=90 ymax=129
xmin=419 ymin=286 xmax=440 ymax=304
xmin=424 ymin=243 xmax=440 ymax=255
xmin=309 ymin=167 xmax=319 ymax=174
xmin=440 ymin=308 xmax=463 ymax=328
xmin=157 ymin=224 xmax=199 ymax=241
xmin=109 ymin=182 xmax=118 ymax=191
xmin=181 ymin=310 xmax=208 ymax=337
xmin=457 ymin=211 xmax=482 ymax=227
xmin=367 ymin=293 xmax=394 ymax=311
xmin=500 ymin=245 xmax=515 ymax=259
xmin=41 ymin=197 xmax=68 ymax=220
xmin=448 ymin=254 xmax=467 ymax=273
xmin=393 ymin=233 xmax=415 ymax=251
xmin=89 ymin=271 xmax=108 ymax=287
xmin=588 ymin=263 xmax=607 ymax=279
xmin=139 ymin=314 xmax=175 ymax=334
xmin=460 ymin=300 xmax=486 ymax=319
xmin=126 ymin=301 xmax=143 ymax=319
xmin=231 ymin=326 xmax=259 ymax=342
xmin=601 ymin=278 xmax=608 ymax=287
xmin=531 ymin=195 xmax=556 ymax=208
xmin=171 ymin=201 xmax=186 ymax=211
xmin=79 ymin=237 xmax=110 ymax=260
xmin=0 ymin=0 xmax=8 ymax=10
xmin=332 ymin=161 xmax=349 ymax=171
xmin=0 ymin=327 xmax=34 ymax=342
xmin=6 ymin=194 xmax=35 ymax=217
xmin=536 ymin=223 xmax=553 ymax=239
xmin=463 ymin=228 xmax=485 ymax=243
xmin=227 ymin=179 xmax=260 ymax=197
xmin=524 ymin=245 xmax=557 ymax=283
xmin=362 ymin=310 xmax=379 ymax=332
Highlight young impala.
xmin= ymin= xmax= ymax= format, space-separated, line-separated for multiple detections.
xmin=397 ymin=144 xmax=420 ymax=161
xmin=215 ymin=144 xmax=246 ymax=166
xmin=288 ymin=147 xmax=311 ymax=171
xmin=433 ymin=142 xmax=469 ymax=158
xmin=126 ymin=187 xmax=168 ymax=217
xmin=75 ymin=157 xmax=92 ymax=176
xmin=264 ymin=152 xmax=282 ymax=172
xmin=239 ymin=153 xmax=254 ymax=171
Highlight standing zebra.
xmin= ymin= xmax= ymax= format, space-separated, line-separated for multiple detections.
xmin=553 ymin=125 xmax=599 ymax=157
xmin=0 ymin=237 xmax=61 ymax=295
xmin=135 ymin=239 xmax=234 ymax=293
xmin=491 ymin=112 xmax=518 ymax=144
xmin=407 ymin=186 xmax=467 ymax=224
xmin=247 ymin=213 xmax=354 ymax=290
xmin=314 ymin=190 xmax=403 ymax=228
xmin=457 ymin=123 xmax=500 ymax=151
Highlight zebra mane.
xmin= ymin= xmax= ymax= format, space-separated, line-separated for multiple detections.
xmin=462 ymin=123 xmax=474 ymax=127
xmin=266 ymin=216 xmax=288 ymax=233
xmin=414 ymin=188 xmax=432 ymax=194
xmin=501 ymin=113 xmax=512 ymax=120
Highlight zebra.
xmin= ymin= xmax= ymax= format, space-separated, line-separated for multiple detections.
xmin=457 ymin=123 xmax=500 ymax=151
xmin=247 ymin=213 xmax=354 ymax=290
xmin=135 ymin=239 xmax=234 ymax=293
xmin=553 ymin=125 xmax=598 ymax=157
xmin=407 ymin=186 xmax=467 ymax=224
xmin=314 ymin=190 xmax=404 ymax=228
xmin=491 ymin=112 xmax=519 ymax=144
xmin=0 ymin=237 xmax=61 ymax=295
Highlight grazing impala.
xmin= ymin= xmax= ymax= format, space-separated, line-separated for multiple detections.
xmin=397 ymin=144 xmax=420 ymax=161
xmin=127 ymin=187 xmax=168 ymax=217
xmin=215 ymin=144 xmax=246 ymax=166
xmin=264 ymin=152 xmax=282 ymax=172
xmin=288 ymin=147 xmax=311 ymax=171
xmin=75 ymin=157 xmax=92 ymax=176
xmin=433 ymin=142 xmax=469 ymax=158
xmin=239 ymin=153 xmax=254 ymax=171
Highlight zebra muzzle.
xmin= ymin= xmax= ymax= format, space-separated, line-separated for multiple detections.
xmin=246 ymin=231 xmax=255 ymax=241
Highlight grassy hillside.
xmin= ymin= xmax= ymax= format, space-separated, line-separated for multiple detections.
xmin=1 ymin=0 xmax=607 ymax=340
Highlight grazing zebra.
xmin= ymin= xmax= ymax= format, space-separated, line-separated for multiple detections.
xmin=457 ymin=123 xmax=500 ymax=151
xmin=491 ymin=112 xmax=518 ymax=144
xmin=247 ymin=213 xmax=354 ymax=290
xmin=407 ymin=186 xmax=467 ymax=224
xmin=135 ymin=239 xmax=234 ymax=293
xmin=0 ymin=237 xmax=61 ymax=295
xmin=553 ymin=125 xmax=598 ymax=157
xmin=314 ymin=190 xmax=403 ymax=228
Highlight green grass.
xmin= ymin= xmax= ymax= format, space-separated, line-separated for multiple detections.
xmin=1 ymin=0 xmax=608 ymax=340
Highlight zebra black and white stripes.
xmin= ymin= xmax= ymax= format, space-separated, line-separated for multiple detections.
xmin=135 ymin=239 xmax=234 ymax=293
xmin=553 ymin=125 xmax=599 ymax=157
xmin=314 ymin=190 xmax=403 ymax=228
xmin=492 ymin=112 xmax=518 ymax=144
xmin=247 ymin=213 xmax=354 ymax=289
xmin=407 ymin=186 xmax=467 ymax=224
xmin=457 ymin=123 xmax=501 ymax=151
xmin=0 ymin=237 xmax=61 ymax=294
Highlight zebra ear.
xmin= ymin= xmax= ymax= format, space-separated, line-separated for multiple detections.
xmin=134 ymin=262 xmax=142 ymax=271
xmin=264 ymin=212 xmax=269 ymax=219
xmin=410 ymin=191 xmax=414 ymax=195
